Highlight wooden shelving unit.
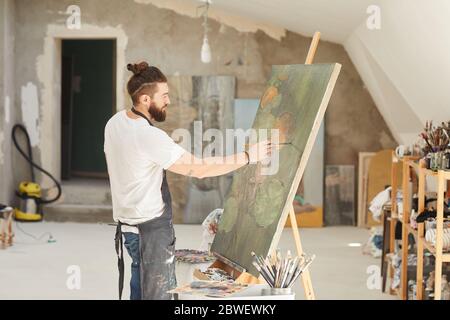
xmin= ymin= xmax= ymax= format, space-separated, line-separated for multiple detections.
xmin=401 ymin=156 xmax=419 ymax=300
xmin=416 ymin=165 xmax=450 ymax=300
xmin=389 ymin=154 xmax=420 ymax=300
xmin=388 ymin=153 xmax=450 ymax=300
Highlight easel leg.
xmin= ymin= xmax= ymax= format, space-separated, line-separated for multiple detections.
xmin=289 ymin=206 xmax=315 ymax=300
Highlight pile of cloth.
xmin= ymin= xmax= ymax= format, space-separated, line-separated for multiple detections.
xmin=363 ymin=226 xmax=383 ymax=258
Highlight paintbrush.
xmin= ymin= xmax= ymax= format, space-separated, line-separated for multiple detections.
xmin=287 ymin=255 xmax=315 ymax=288
xmin=264 ymin=256 xmax=276 ymax=281
xmin=280 ymin=254 xmax=288 ymax=287
xmin=276 ymin=249 xmax=282 ymax=265
xmin=262 ymin=262 xmax=275 ymax=282
xmin=280 ymin=258 xmax=292 ymax=288
xmin=272 ymin=253 xmax=279 ymax=288
xmin=251 ymin=261 xmax=273 ymax=286
xmin=277 ymin=250 xmax=284 ymax=287
xmin=263 ymin=261 xmax=276 ymax=283
xmin=251 ymin=252 xmax=275 ymax=285
xmin=284 ymin=257 xmax=299 ymax=288
xmin=256 ymin=252 xmax=276 ymax=282
xmin=283 ymin=255 xmax=292 ymax=287
xmin=244 ymin=142 xmax=293 ymax=146
xmin=276 ymin=249 xmax=283 ymax=287
xmin=285 ymin=255 xmax=310 ymax=288
xmin=284 ymin=255 xmax=299 ymax=288
xmin=260 ymin=253 xmax=277 ymax=283
xmin=268 ymin=253 xmax=277 ymax=280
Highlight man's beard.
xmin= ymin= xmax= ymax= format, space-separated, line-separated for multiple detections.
xmin=148 ymin=102 xmax=167 ymax=122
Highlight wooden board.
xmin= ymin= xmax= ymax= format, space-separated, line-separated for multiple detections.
xmin=324 ymin=165 xmax=355 ymax=226
xmin=211 ymin=63 xmax=341 ymax=276
xmin=357 ymin=152 xmax=375 ymax=227
xmin=366 ymin=149 xmax=397 ymax=227
xmin=157 ymin=76 xmax=235 ymax=223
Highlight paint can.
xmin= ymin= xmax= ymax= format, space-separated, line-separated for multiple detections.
xmin=269 ymin=287 xmax=292 ymax=295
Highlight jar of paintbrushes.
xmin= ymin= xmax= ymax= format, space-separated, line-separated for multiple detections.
xmin=420 ymin=121 xmax=450 ymax=171
xmin=251 ymin=249 xmax=315 ymax=295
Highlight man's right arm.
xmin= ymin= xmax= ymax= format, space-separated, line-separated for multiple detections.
xmin=167 ymin=140 xmax=272 ymax=179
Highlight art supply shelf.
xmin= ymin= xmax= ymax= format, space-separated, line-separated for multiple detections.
xmin=387 ymin=153 xmax=450 ymax=300
xmin=416 ymin=165 xmax=450 ymax=300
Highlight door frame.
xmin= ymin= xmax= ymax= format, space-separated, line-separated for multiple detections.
xmin=37 ymin=25 xmax=127 ymax=186
xmin=61 ymin=39 xmax=116 ymax=179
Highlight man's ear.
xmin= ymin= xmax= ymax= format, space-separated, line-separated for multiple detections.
xmin=138 ymin=94 xmax=150 ymax=105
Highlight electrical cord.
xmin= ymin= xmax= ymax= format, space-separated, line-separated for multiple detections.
xmin=12 ymin=124 xmax=62 ymax=204
xmin=14 ymin=220 xmax=55 ymax=244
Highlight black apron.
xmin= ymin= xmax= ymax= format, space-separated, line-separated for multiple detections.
xmin=114 ymin=108 xmax=177 ymax=300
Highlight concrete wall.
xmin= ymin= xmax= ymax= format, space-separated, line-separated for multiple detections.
xmin=0 ymin=0 xmax=16 ymax=205
xmin=6 ymin=0 xmax=396 ymax=204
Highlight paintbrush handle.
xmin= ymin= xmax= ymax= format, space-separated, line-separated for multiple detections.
xmin=252 ymin=262 xmax=272 ymax=286
xmin=252 ymin=253 xmax=276 ymax=286
xmin=286 ymin=255 xmax=314 ymax=287
xmin=281 ymin=259 xmax=294 ymax=288
xmin=256 ymin=255 xmax=275 ymax=281
xmin=288 ymin=258 xmax=314 ymax=287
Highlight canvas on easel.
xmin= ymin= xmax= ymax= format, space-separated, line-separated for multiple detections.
xmin=211 ymin=63 xmax=341 ymax=276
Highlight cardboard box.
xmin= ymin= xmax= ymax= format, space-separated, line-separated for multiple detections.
xmin=285 ymin=207 xmax=323 ymax=228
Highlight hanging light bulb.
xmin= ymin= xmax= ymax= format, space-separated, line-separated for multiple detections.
xmin=199 ymin=0 xmax=212 ymax=64
xmin=201 ymin=35 xmax=211 ymax=63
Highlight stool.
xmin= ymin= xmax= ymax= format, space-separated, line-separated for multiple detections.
xmin=0 ymin=205 xmax=14 ymax=249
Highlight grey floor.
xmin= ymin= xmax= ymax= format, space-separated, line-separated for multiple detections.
xmin=0 ymin=221 xmax=396 ymax=300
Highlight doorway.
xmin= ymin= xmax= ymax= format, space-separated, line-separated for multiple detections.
xmin=61 ymin=39 xmax=115 ymax=179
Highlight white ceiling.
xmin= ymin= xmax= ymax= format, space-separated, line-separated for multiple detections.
xmin=205 ymin=0 xmax=378 ymax=43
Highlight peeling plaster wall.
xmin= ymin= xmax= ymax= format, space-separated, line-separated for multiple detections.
xmin=20 ymin=82 xmax=40 ymax=147
xmin=11 ymin=0 xmax=396 ymax=198
xmin=133 ymin=0 xmax=286 ymax=41
xmin=0 ymin=0 xmax=16 ymax=205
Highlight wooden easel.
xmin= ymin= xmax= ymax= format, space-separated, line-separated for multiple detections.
xmin=280 ymin=31 xmax=321 ymax=300
xmin=196 ymin=32 xmax=322 ymax=300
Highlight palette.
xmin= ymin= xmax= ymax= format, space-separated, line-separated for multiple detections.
xmin=175 ymin=249 xmax=215 ymax=264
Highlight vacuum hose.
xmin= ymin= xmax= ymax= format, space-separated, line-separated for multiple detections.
xmin=12 ymin=124 xmax=62 ymax=204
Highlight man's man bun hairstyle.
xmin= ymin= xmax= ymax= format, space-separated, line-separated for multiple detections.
xmin=127 ymin=62 xmax=149 ymax=76
xmin=126 ymin=61 xmax=167 ymax=105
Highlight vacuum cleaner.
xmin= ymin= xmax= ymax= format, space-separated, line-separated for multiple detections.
xmin=11 ymin=124 xmax=62 ymax=221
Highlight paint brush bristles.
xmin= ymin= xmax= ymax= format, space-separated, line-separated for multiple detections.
xmin=251 ymin=250 xmax=315 ymax=288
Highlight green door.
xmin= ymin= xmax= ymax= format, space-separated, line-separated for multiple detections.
xmin=61 ymin=40 xmax=115 ymax=178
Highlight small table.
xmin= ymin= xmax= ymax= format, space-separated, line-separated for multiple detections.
xmin=0 ymin=206 xmax=14 ymax=249
xmin=176 ymin=283 xmax=296 ymax=300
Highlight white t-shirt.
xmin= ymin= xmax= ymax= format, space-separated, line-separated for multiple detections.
xmin=104 ymin=110 xmax=185 ymax=228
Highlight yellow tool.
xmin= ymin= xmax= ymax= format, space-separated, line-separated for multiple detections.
xmin=12 ymin=124 xmax=61 ymax=222
xmin=14 ymin=182 xmax=43 ymax=221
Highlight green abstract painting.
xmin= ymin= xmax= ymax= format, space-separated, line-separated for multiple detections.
xmin=210 ymin=64 xmax=341 ymax=276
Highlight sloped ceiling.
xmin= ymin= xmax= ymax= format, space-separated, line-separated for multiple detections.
xmin=139 ymin=0 xmax=450 ymax=144
xmin=345 ymin=0 xmax=450 ymax=144
xmin=205 ymin=0 xmax=376 ymax=43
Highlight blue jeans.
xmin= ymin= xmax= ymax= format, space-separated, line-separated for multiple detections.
xmin=123 ymin=232 xmax=141 ymax=300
